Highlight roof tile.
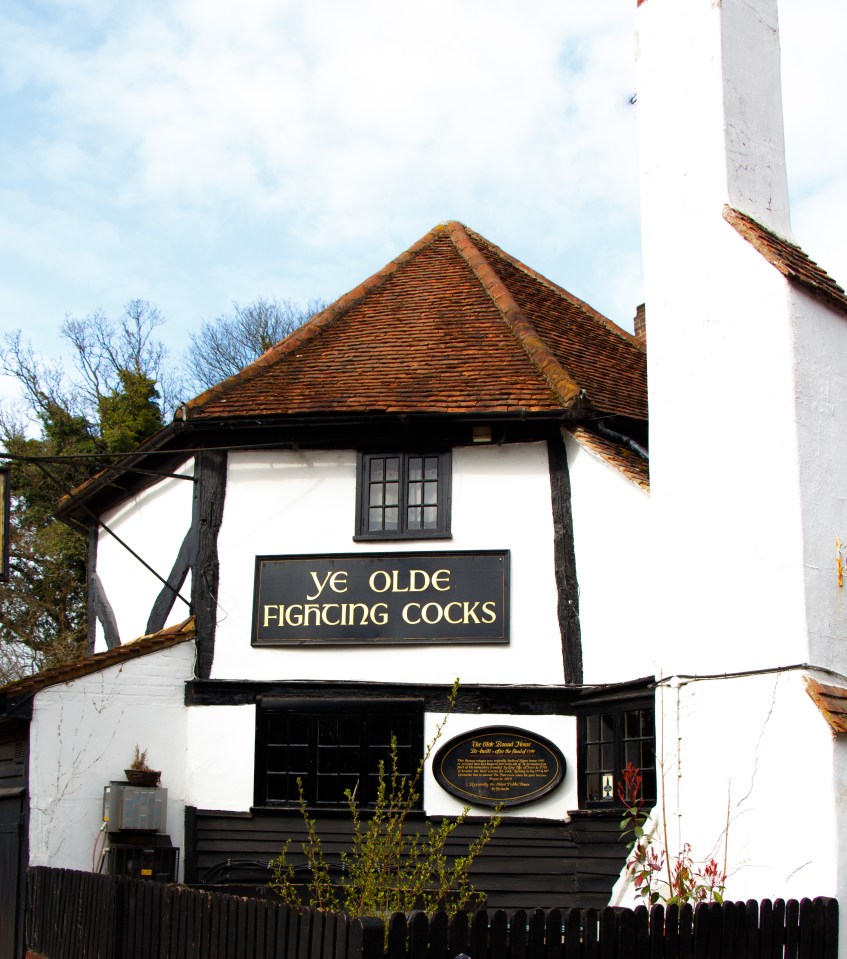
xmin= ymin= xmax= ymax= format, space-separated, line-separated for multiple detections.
xmin=184 ymin=222 xmax=647 ymax=422
xmin=724 ymin=206 xmax=847 ymax=316
xmin=0 ymin=618 xmax=195 ymax=707
xmin=805 ymin=676 xmax=847 ymax=734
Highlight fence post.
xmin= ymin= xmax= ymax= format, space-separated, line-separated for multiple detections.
xmin=349 ymin=917 xmax=385 ymax=959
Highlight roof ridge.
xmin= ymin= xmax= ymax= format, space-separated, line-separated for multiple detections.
xmin=723 ymin=205 xmax=847 ymax=317
xmin=446 ymin=222 xmax=584 ymax=409
xmin=463 ymin=226 xmax=643 ymax=350
xmin=183 ymin=225 xmax=450 ymax=417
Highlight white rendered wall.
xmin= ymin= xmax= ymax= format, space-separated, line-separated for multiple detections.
xmin=28 ymin=642 xmax=195 ymax=877
xmin=95 ymin=460 xmax=194 ymax=650
xmin=565 ymin=433 xmax=651 ymax=685
xmin=183 ymin=705 xmax=577 ymax=820
xmin=637 ymin=0 xmax=811 ymax=675
xmin=185 ymin=705 xmax=256 ymax=811
xmin=613 ymin=670 xmax=837 ymax=907
xmin=210 ymin=443 xmax=565 ymax=685
xmin=423 ymin=712 xmax=577 ymax=819
xmin=636 ymin=0 xmax=790 ymax=241
xmin=790 ymin=287 xmax=847 ymax=676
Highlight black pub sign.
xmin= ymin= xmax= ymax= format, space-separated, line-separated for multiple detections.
xmin=253 ymin=550 xmax=509 ymax=646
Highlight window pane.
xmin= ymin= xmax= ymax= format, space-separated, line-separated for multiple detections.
xmin=423 ymin=506 xmax=437 ymax=528
xmin=318 ymin=720 xmax=339 ymax=745
xmin=370 ymin=459 xmax=384 ymax=482
xmin=423 ymin=482 xmax=438 ymax=505
xmin=408 ymin=457 xmax=422 ymax=481
xmin=384 ymin=507 xmax=399 ymax=530
xmin=407 ymin=507 xmax=421 ymax=530
xmin=288 ymin=746 xmax=308 ymax=772
xmin=317 ymin=748 xmax=336 ymax=773
xmin=289 ymin=718 xmax=309 ymax=742
xmin=424 ymin=457 xmax=438 ymax=480
xmin=408 ymin=482 xmax=422 ymax=506
xmin=385 ymin=458 xmax=400 ymax=481
xmin=385 ymin=482 xmax=399 ymax=506
xmin=369 ymin=484 xmax=384 ymax=507
xmin=586 ymin=773 xmax=601 ymax=802
xmin=369 ymin=507 xmax=383 ymax=531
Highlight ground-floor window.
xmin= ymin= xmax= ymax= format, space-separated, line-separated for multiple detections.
xmin=255 ymin=699 xmax=424 ymax=808
xmin=578 ymin=702 xmax=655 ymax=807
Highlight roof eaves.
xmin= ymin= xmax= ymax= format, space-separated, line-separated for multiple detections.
xmin=724 ymin=206 xmax=847 ymax=317
xmin=446 ymin=222 xmax=585 ymax=410
xmin=0 ymin=617 xmax=196 ymax=710
xmin=805 ymin=676 xmax=847 ymax=734
xmin=568 ymin=426 xmax=650 ymax=492
xmin=183 ymin=226 xmax=450 ymax=418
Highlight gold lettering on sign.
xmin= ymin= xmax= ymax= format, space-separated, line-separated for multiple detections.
xmin=306 ymin=570 xmax=349 ymax=600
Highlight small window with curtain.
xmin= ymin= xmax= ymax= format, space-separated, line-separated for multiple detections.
xmin=355 ymin=452 xmax=451 ymax=540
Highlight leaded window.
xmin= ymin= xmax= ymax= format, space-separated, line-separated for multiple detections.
xmin=579 ymin=704 xmax=656 ymax=807
xmin=355 ymin=452 xmax=451 ymax=539
xmin=255 ymin=700 xmax=423 ymax=808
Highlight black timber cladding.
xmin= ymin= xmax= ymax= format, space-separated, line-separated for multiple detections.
xmin=184 ymin=678 xmax=655 ymax=710
xmin=187 ymin=807 xmax=628 ymax=911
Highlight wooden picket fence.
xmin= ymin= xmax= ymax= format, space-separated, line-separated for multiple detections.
xmin=25 ymin=867 xmax=839 ymax=959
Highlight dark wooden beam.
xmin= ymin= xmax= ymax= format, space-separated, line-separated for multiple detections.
xmin=192 ymin=451 xmax=227 ymax=679
xmin=548 ymin=435 xmax=583 ymax=685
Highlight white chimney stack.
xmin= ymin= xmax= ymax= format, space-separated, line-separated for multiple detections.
xmin=637 ymin=0 xmax=847 ymax=678
xmin=634 ymin=0 xmax=847 ymax=914
xmin=637 ymin=0 xmax=791 ymax=239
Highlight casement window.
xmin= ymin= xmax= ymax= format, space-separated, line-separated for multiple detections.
xmin=255 ymin=700 xmax=424 ymax=809
xmin=355 ymin=452 xmax=451 ymax=540
xmin=578 ymin=703 xmax=656 ymax=808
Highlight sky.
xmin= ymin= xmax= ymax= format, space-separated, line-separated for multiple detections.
xmin=0 ymin=0 xmax=844 ymax=407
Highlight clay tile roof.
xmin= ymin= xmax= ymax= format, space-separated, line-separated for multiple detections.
xmin=0 ymin=618 xmax=195 ymax=708
xmin=805 ymin=676 xmax=847 ymax=734
xmin=184 ymin=222 xmax=647 ymax=422
xmin=724 ymin=206 xmax=847 ymax=316
xmin=568 ymin=426 xmax=650 ymax=492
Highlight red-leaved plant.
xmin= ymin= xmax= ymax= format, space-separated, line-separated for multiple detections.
xmin=618 ymin=762 xmax=726 ymax=906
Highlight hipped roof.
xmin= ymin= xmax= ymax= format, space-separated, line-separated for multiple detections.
xmin=183 ymin=221 xmax=647 ymax=422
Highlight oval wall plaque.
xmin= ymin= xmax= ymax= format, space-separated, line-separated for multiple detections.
xmin=433 ymin=725 xmax=566 ymax=808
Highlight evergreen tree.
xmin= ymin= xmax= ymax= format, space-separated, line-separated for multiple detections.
xmin=0 ymin=303 xmax=170 ymax=683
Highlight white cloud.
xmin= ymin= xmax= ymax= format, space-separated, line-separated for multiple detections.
xmin=0 ymin=0 xmax=842 ymax=363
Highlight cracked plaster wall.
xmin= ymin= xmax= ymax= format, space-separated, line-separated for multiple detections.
xmin=28 ymin=642 xmax=194 ymax=877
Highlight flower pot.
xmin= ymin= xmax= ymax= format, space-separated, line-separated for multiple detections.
xmin=125 ymin=768 xmax=161 ymax=787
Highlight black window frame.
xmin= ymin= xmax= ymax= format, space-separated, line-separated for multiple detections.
xmin=354 ymin=451 xmax=452 ymax=541
xmin=577 ymin=700 xmax=656 ymax=809
xmin=254 ymin=698 xmax=424 ymax=810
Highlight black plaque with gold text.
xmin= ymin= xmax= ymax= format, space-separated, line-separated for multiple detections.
xmin=253 ymin=551 xmax=509 ymax=645
xmin=433 ymin=726 xmax=565 ymax=808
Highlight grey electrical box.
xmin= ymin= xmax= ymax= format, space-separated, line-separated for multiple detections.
xmin=104 ymin=782 xmax=168 ymax=833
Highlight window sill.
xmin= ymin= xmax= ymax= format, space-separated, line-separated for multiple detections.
xmin=352 ymin=532 xmax=452 ymax=543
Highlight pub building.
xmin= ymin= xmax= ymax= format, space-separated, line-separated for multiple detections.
xmin=4 ymin=0 xmax=847 ymax=947
xmin=35 ymin=218 xmax=654 ymax=908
